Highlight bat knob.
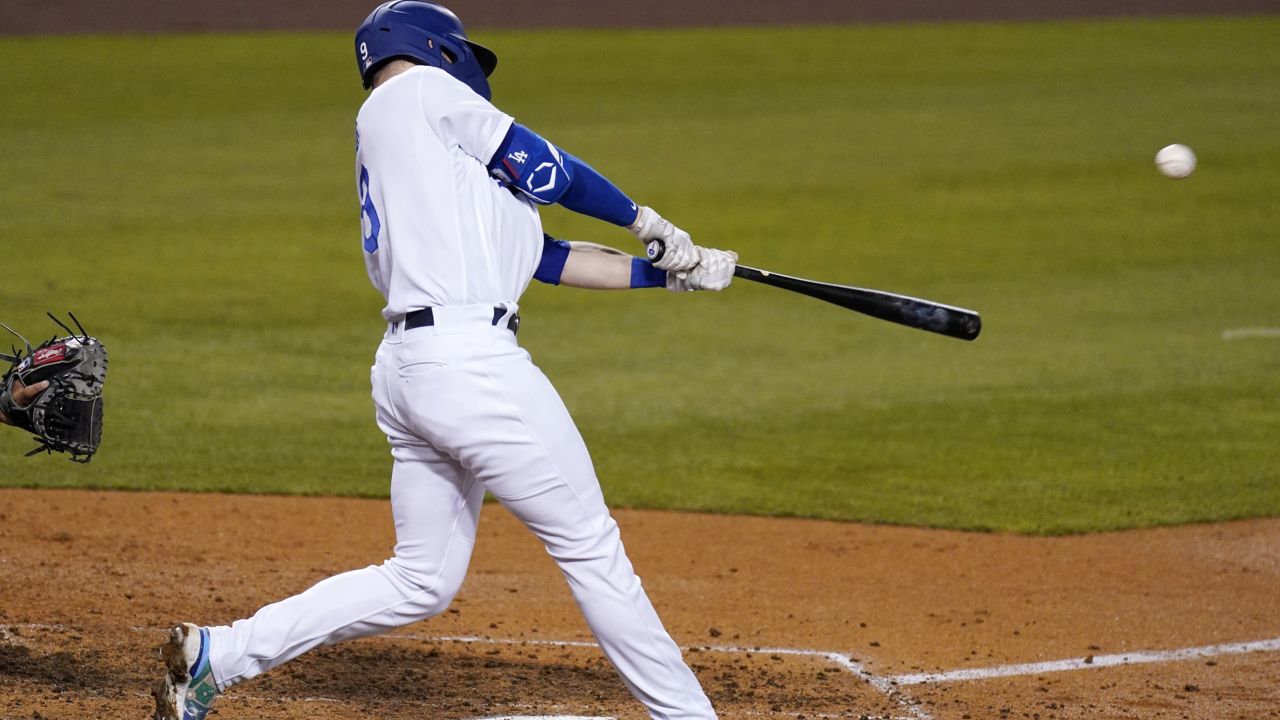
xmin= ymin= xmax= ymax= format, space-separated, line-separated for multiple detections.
xmin=646 ymin=240 xmax=665 ymax=263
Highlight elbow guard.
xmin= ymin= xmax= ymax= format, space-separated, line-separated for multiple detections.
xmin=489 ymin=124 xmax=572 ymax=205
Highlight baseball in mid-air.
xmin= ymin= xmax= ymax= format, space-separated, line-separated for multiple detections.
xmin=1155 ymin=143 xmax=1196 ymax=179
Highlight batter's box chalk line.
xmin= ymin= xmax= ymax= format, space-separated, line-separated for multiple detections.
xmin=417 ymin=635 xmax=934 ymax=720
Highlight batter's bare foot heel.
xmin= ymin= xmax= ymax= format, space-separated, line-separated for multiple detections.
xmin=152 ymin=623 xmax=218 ymax=720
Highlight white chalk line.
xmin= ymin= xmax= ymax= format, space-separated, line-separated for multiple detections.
xmin=409 ymin=634 xmax=933 ymax=719
xmin=1222 ymin=327 xmax=1280 ymax=340
xmin=887 ymin=635 xmax=1280 ymax=686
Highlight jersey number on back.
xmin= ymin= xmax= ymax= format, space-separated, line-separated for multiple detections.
xmin=359 ymin=165 xmax=381 ymax=254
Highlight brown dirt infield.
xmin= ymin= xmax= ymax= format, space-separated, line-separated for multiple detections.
xmin=1 ymin=489 xmax=1278 ymax=719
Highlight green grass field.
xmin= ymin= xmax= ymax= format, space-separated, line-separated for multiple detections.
xmin=1 ymin=17 xmax=1277 ymax=533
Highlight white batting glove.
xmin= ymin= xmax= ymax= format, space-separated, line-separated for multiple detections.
xmin=667 ymin=247 xmax=738 ymax=292
xmin=629 ymin=206 xmax=698 ymax=272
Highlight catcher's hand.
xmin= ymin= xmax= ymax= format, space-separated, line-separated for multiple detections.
xmin=1 ymin=313 xmax=108 ymax=463
xmin=0 ymin=378 xmax=50 ymax=425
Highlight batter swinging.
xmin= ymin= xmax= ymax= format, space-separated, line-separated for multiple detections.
xmin=152 ymin=3 xmax=735 ymax=719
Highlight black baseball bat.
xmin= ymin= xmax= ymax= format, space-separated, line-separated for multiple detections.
xmin=646 ymin=240 xmax=982 ymax=342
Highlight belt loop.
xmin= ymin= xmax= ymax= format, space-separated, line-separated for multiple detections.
xmin=385 ymin=318 xmax=403 ymax=342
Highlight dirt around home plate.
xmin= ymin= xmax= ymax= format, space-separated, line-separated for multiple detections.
xmin=1 ymin=489 xmax=1278 ymax=720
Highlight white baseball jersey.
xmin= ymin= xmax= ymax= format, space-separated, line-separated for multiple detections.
xmin=355 ymin=65 xmax=543 ymax=319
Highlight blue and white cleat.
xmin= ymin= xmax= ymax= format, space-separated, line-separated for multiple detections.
xmin=152 ymin=623 xmax=218 ymax=720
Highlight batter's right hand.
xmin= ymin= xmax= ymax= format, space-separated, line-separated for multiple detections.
xmin=629 ymin=206 xmax=697 ymax=272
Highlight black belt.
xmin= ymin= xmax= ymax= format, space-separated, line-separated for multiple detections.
xmin=404 ymin=306 xmax=520 ymax=335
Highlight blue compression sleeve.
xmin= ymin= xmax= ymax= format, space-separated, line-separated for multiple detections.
xmin=489 ymin=124 xmax=640 ymax=227
xmin=533 ymin=235 xmax=571 ymax=285
xmin=558 ymin=152 xmax=640 ymax=227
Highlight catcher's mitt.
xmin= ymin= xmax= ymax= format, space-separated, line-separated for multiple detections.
xmin=1 ymin=313 xmax=108 ymax=463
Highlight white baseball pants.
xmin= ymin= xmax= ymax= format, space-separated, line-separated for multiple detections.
xmin=206 ymin=306 xmax=716 ymax=720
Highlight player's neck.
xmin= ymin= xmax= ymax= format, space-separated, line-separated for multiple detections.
xmin=372 ymin=60 xmax=418 ymax=89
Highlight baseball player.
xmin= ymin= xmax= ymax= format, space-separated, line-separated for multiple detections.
xmin=153 ymin=2 xmax=731 ymax=719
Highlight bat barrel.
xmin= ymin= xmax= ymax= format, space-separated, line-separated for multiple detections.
xmin=734 ymin=265 xmax=982 ymax=341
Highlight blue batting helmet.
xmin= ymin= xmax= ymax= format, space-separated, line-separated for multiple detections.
xmin=355 ymin=1 xmax=498 ymax=99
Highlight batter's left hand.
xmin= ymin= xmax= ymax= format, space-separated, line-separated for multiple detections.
xmin=667 ymin=247 xmax=737 ymax=292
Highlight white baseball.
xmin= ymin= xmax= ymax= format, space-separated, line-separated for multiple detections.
xmin=1155 ymin=143 xmax=1196 ymax=179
